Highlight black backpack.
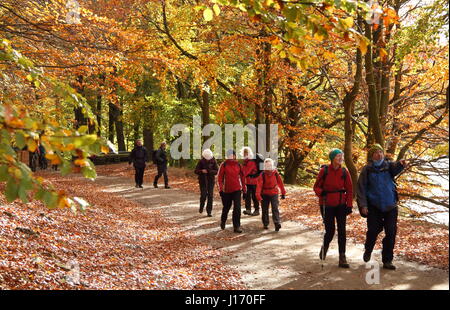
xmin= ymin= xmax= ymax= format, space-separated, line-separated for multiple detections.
xmin=152 ymin=150 xmax=158 ymax=164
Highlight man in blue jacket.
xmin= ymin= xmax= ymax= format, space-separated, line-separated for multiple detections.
xmin=357 ymin=144 xmax=407 ymax=270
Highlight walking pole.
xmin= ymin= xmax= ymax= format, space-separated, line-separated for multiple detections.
xmin=320 ymin=196 xmax=327 ymax=270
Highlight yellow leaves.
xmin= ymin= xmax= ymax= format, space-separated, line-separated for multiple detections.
xmin=74 ymin=158 xmax=91 ymax=168
xmin=7 ymin=117 xmax=25 ymax=129
xmin=379 ymin=48 xmax=388 ymax=61
xmin=203 ymin=8 xmax=213 ymax=22
xmin=322 ymin=51 xmax=335 ymax=60
xmin=357 ymin=36 xmax=369 ymax=55
xmin=213 ymin=4 xmax=221 ymax=16
xmin=341 ymin=17 xmax=354 ymax=29
xmin=101 ymin=145 xmax=110 ymax=153
xmin=289 ymin=46 xmax=304 ymax=55
xmin=61 ymin=143 xmax=75 ymax=152
xmin=45 ymin=153 xmax=62 ymax=165
xmin=27 ymin=139 xmax=37 ymax=152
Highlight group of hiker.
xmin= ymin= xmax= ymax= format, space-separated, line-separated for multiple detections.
xmin=312 ymin=145 xmax=406 ymax=270
xmin=128 ymin=139 xmax=407 ymax=271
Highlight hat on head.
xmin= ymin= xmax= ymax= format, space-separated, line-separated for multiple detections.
xmin=202 ymin=149 xmax=213 ymax=160
xmin=368 ymin=144 xmax=384 ymax=159
xmin=329 ymin=148 xmax=343 ymax=162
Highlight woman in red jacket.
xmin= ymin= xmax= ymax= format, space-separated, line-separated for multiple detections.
xmin=256 ymin=158 xmax=286 ymax=231
xmin=313 ymin=148 xmax=353 ymax=268
xmin=217 ymin=149 xmax=246 ymax=233
xmin=241 ymin=147 xmax=260 ymax=216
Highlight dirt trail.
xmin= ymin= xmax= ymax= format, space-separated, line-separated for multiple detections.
xmin=94 ymin=175 xmax=449 ymax=290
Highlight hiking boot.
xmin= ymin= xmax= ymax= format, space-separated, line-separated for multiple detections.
xmin=319 ymin=244 xmax=329 ymax=260
xmin=363 ymin=251 xmax=371 ymax=263
xmin=339 ymin=254 xmax=350 ymax=268
xmin=383 ymin=262 xmax=396 ymax=270
xmin=220 ymin=222 xmax=226 ymax=230
xmin=275 ymin=223 xmax=281 ymax=232
xmin=243 ymin=210 xmax=251 ymax=215
xmin=252 ymin=210 xmax=260 ymax=216
xmin=233 ymin=227 xmax=243 ymax=233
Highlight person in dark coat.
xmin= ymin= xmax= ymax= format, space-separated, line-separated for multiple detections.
xmin=153 ymin=141 xmax=170 ymax=189
xmin=217 ymin=149 xmax=246 ymax=233
xmin=129 ymin=139 xmax=149 ymax=188
xmin=194 ymin=149 xmax=219 ymax=217
xmin=357 ymin=144 xmax=407 ymax=270
xmin=313 ymin=148 xmax=353 ymax=268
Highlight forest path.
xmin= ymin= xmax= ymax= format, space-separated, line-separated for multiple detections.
xmin=94 ymin=174 xmax=449 ymax=290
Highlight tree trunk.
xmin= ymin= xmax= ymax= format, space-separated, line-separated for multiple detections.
xmin=364 ymin=22 xmax=384 ymax=148
xmin=343 ymin=47 xmax=363 ymax=195
xmin=115 ymin=98 xmax=126 ymax=152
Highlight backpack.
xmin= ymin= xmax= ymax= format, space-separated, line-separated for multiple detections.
xmin=248 ymin=153 xmax=265 ymax=178
xmin=319 ymin=164 xmax=347 ymax=197
xmin=260 ymin=170 xmax=280 ymax=190
xmin=152 ymin=149 xmax=158 ymax=164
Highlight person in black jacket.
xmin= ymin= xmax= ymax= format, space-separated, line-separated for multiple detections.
xmin=194 ymin=149 xmax=219 ymax=217
xmin=129 ymin=139 xmax=149 ymax=188
xmin=153 ymin=141 xmax=170 ymax=189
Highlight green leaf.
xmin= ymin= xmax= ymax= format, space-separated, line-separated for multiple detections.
xmin=43 ymin=191 xmax=58 ymax=208
xmin=5 ymin=178 xmax=19 ymax=202
xmin=15 ymin=131 xmax=26 ymax=149
xmin=81 ymin=166 xmax=96 ymax=180
xmin=0 ymin=165 xmax=9 ymax=182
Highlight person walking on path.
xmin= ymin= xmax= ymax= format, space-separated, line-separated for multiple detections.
xmin=255 ymin=158 xmax=286 ymax=232
xmin=357 ymin=144 xmax=407 ymax=270
xmin=194 ymin=149 xmax=219 ymax=217
xmin=217 ymin=149 xmax=246 ymax=233
xmin=129 ymin=139 xmax=149 ymax=188
xmin=153 ymin=141 xmax=170 ymax=189
xmin=313 ymin=149 xmax=353 ymax=268
xmin=241 ymin=147 xmax=260 ymax=216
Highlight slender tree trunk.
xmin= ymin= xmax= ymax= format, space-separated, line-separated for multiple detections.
xmin=115 ymin=98 xmax=126 ymax=152
xmin=108 ymin=102 xmax=116 ymax=143
xmin=74 ymin=75 xmax=86 ymax=129
xmin=343 ymin=47 xmax=363 ymax=195
xmin=364 ymin=22 xmax=384 ymax=147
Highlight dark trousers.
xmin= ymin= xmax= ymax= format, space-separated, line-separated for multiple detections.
xmin=199 ymin=177 xmax=215 ymax=214
xmin=154 ymin=165 xmax=168 ymax=186
xmin=365 ymin=206 xmax=398 ymax=263
xmin=134 ymin=166 xmax=145 ymax=186
xmin=320 ymin=204 xmax=347 ymax=254
xmin=245 ymin=184 xmax=259 ymax=212
xmin=221 ymin=190 xmax=241 ymax=228
xmin=261 ymin=194 xmax=280 ymax=227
